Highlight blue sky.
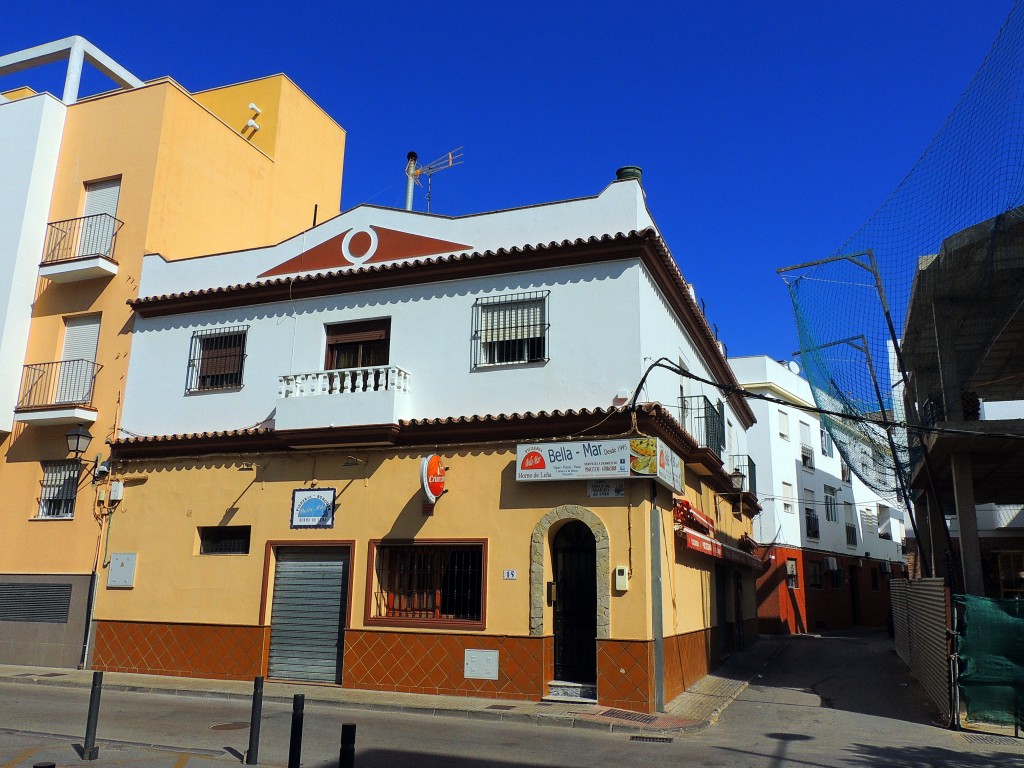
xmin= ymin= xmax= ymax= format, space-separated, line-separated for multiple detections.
xmin=2 ymin=1 xmax=1015 ymax=362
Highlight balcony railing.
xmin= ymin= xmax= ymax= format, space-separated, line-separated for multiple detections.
xmin=729 ymin=454 xmax=757 ymax=495
xmin=42 ymin=213 xmax=123 ymax=265
xmin=681 ymin=395 xmax=724 ymax=458
xmin=17 ymin=360 xmax=101 ymax=410
xmin=279 ymin=365 xmax=410 ymax=398
xmin=805 ymin=510 xmax=820 ymax=539
xmin=276 ymin=365 xmax=411 ymax=431
xmin=846 ymin=524 xmax=858 ymax=546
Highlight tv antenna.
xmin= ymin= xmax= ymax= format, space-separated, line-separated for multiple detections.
xmin=404 ymin=147 xmax=464 ymax=212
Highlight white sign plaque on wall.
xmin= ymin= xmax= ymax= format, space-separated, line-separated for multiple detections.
xmin=290 ymin=488 xmax=336 ymax=529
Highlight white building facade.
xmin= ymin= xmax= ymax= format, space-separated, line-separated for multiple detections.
xmin=730 ymin=355 xmax=906 ymax=633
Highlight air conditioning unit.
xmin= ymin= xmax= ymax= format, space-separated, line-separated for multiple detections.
xmin=786 ymin=560 xmax=798 ymax=576
xmin=880 ymin=561 xmax=892 ymax=574
xmin=824 ymin=556 xmax=839 ymax=572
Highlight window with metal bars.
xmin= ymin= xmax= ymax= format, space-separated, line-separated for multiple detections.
xmin=371 ymin=543 xmax=484 ymax=627
xmin=804 ymin=490 xmax=820 ymax=538
xmin=185 ymin=326 xmax=248 ymax=393
xmin=471 ymin=291 xmax=549 ymax=368
xmin=808 ymin=561 xmax=823 ymax=589
xmin=37 ymin=461 xmax=80 ymax=519
xmin=199 ymin=526 xmax=251 ymax=555
xmin=824 ymin=486 xmax=838 ymax=522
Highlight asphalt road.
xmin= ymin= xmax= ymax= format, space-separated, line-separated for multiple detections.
xmin=1 ymin=631 xmax=1021 ymax=767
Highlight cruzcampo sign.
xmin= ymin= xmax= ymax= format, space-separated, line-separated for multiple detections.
xmin=516 ymin=437 xmax=682 ymax=492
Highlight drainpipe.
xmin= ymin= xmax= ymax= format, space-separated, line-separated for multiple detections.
xmin=650 ymin=480 xmax=665 ymax=711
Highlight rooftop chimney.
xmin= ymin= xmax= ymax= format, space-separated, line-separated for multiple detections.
xmin=615 ymin=165 xmax=643 ymax=182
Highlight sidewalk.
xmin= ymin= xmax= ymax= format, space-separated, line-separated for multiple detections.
xmin=0 ymin=636 xmax=786 ymax=736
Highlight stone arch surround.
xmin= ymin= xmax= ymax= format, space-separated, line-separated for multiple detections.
xmin=529 ymin=504 xmax=610 ymax=638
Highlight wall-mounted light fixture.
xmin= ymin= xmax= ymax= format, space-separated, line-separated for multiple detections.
xmin=65 ymin=424 xmax=105 ymax=484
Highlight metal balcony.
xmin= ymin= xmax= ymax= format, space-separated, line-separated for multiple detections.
xmin=14 ymin=359 xmax=101 ymax=425
xmin=681 ymin=395 xmax=724 ymax=458
xmin=38 ymin=213 xmax=122 ymax=283
xmin=276 ymin=365 xmax=411 ymax=431
xmin=728 ymin=454 xmax=757 ymax=494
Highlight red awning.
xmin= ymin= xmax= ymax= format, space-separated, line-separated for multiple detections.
xmin=678 ymin=527 xmax=765 ymax=571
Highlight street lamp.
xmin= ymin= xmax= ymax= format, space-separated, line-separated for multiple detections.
xmin=729 ymin=467 xmax=745 ymax=493
xmin=65 ymin=424 xmax=92 ymax=457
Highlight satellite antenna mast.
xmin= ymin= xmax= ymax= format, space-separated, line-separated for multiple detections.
xmin=404 ymin=147 xmax=464 ymax=212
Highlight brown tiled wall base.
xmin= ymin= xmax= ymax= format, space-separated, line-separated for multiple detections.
xmin=92 ymin=621 xmax=267 ymax=681
xmin=662 ymin=629 xmax=712 ymax=704
xmin=597 ymin=638 xmax=654 ymax=712
xmin=343 ymin=630 xmax=545 ymax=699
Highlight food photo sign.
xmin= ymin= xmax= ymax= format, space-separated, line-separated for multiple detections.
xmin=516 ymin=437 xmax=682 ymax=493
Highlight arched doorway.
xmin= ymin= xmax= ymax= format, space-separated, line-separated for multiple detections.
xmin=552 ymin=520 xmax=597 ymax=684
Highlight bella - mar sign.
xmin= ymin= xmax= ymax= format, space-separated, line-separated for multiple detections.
xmin=516 ymin=437 xmax=682 ymax=493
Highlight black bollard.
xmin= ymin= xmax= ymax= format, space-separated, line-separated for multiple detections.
xmin=339 ymin=722 xmax=356 ymax=768
xmin=287 ymin=693 xmax=305 ymax=768
xmin=245 ymin=676 xmax=264 ymax=765
xmin=82 ymin=670 xmax=103 ymax=760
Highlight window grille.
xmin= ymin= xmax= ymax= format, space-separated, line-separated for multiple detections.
xmin=786 ymin=559 xmax=799 ymax=589
xmin=830 ymin=569 xmax=843 ymax=589
xmin=186 ymin=326 xmax=248 ymax=393
xmin=805 ymin=508 xmax=820 ymax=539
xmin=801 ymin=444 xmax=815 ymax=470
xmin=38 ymin=460 xmax=80 ymax=519
xmin=199 ymin=526 xmax=251 ymax=555
xmin=846 ymin=503 xmax=858 ymax=546
xmin=471 ymin=291 xmax=549 ymax=368
xmin=824 ymin=486 xmax=838 ymax=522
xmin=808 ymin=561 xmax=823 ymax=589
xmin=373 ymin=544 xmax=483 ymax=623
xmin=840 ymin=458 xmax=852 ymax=483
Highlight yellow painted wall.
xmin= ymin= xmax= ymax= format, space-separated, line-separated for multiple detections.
xmin=0 ymin=77 xmax=346 ymax=578
xmin=95 ymin=446 xmax=666 ymax=641
xmin=1 ymin=86 xmax=38 ymax=100
xmin=658 ymin=470 xmax=758 ymax=637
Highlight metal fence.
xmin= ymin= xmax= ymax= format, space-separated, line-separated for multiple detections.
xmin=891 ymin=578 xmax=952 ymax=724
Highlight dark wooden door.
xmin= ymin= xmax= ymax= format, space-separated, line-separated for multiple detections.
xmin=553 ymin=521 xmax=597 ymax=684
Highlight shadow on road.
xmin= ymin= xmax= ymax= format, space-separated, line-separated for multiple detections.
xmin=845 ymin=742 xmax=1024 ymax=768
xmin=741 ymin=629 xmax=945 ymax=727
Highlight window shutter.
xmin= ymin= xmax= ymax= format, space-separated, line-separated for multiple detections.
xmin=199 ymin=333 xmax=245 ymax=377
xmin=325 ymin=319 xmax=390 ymax=345
xmin=82 ymin=178 xmax=121 ymax=219
xmin=61 ymin=315 xmax=101 ymax=362
xmin=80 ymin=178 xmax=121 ymax=259
xmin=480 ymin=299 xmax=544 ymax=342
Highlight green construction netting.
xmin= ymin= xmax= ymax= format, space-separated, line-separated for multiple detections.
xmin=954 ymin=593 xmax=1024 ymax=727
xmin=781 ymin=1 xmax=1024 ymax=512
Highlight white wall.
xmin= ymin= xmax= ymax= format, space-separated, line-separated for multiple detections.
xmin=138 ymin=179 xmax=655 ymax=296
xmin=731 ymin=355 xmax=904 ymax=563
xmin=123 ymin=261 xmax=649 ymax=436
xmin=0 ymin=94 xmax=65 ymax=432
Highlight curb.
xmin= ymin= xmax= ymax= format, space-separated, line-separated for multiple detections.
xmin=1 ymin=673 xmax=694 ymax=735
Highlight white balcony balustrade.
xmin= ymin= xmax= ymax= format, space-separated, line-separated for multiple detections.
xmin=276 ymin=365 xmax=411 ymax=430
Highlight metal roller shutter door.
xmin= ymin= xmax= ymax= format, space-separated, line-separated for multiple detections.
xmin=268 ymin=548 xmax=348 ymax=683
